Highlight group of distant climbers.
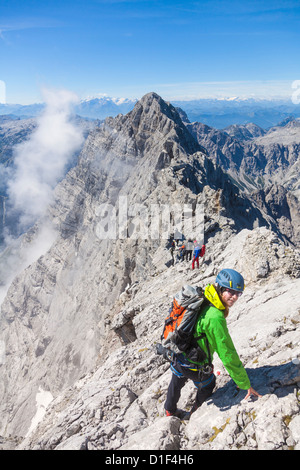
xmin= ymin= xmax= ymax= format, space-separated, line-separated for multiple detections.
xmin=168 ymin=237 xmax=206 ymax=269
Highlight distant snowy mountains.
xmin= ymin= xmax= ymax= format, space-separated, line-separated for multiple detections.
xmin=173 ymin=97 xmax=300 ymax=129
xmin=75 ymin=96 xmax=137 ymax=119
xmin=0 ymin=96 xmax=137 ymax=122
xmin=1 ymin=95 xmax=300 ymax=129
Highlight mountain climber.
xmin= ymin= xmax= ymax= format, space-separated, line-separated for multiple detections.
xmin=179 ymin=243 xmax=186 ymax=262
xmin=164 ymin=268 xmax=262 ymax=419
xmin=169 ymin=240 xmax=176 ymax=266
xmin=192 ymin=243 xmax=205 ymax=270
xmin=186 ymin=239 xmax=194 ymax=261
xmin=191 ymin=242 xmax=200 ymax=269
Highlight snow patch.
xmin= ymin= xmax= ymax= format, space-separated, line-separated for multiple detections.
xmin=26 ymin=387 xmax=53 ymax=438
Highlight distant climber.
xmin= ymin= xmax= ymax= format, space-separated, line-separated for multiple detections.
xmin=179 ymin=243 xmax=186 ymax=262
xmin=192 ymin=243 xmax=205 ymax=270
xmin=186 ymin=239 xmax=194 ymax=261
xmin=164 ymin=269 xmax=262 ymax=419
xmin=169 ymin=240 xmax=176 ymax=266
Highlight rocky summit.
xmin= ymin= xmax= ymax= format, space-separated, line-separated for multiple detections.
xmin=0 ymin=92 xmax=299 ymax=451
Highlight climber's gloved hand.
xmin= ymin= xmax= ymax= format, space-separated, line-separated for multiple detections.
xmin=155 ymin=343 xmax=175 ymax=362
xmin=156 ymin=343 xmax=165 ymax=356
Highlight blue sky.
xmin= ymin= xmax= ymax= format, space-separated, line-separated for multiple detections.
xmin=1 ymin=0 xmax=300 ymax=103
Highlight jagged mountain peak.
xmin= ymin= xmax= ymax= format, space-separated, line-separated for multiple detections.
xmin=132 ymin=91 xmax=182 ymax=123
xmin=104 ymin=92 xmax=201 ymax=158
xmin=78 ymin=92 xmax=204 ymax=189
xmin=76 ymin=92 xmax=272 ymax=237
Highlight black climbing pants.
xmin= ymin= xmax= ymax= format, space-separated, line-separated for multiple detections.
xmin=164 ymin=355 xmax=216 ymax=414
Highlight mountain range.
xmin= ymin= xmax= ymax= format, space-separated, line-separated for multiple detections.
xmin=1 ymin=97 xmax=299 ymax=246
xmin=0 ymin=96 xmax=137 ymax=122
xmin=0 ymin=92 xmax=299 ymax=450
xmin=1 ymin=95 xmax=300 ymax=129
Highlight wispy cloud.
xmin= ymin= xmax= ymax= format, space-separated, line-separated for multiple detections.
xmin=114 ymin=79 xmax=296 ymax=102
xmin=148 ymin=80 xmax=296 ymax=101
xmin=0 ymin=16 xmax=63 ymax=42
xmin=0 ymin=88 xmax=84 ymax=308
xmin=0 ymin=16 xmax=63 ymax=31
xmin=6 ymin=88 xmax=84 ymax=232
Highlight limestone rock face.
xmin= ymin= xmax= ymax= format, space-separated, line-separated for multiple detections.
xmin=0 ymin=93 xmax=299 ymax=450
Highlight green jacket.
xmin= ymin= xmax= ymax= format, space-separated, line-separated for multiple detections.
xmin=193 ymin=284 xmax=251 ymax=390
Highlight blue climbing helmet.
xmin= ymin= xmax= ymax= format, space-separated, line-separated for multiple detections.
xmin=215 ymin=268 xmax=245 ymax=293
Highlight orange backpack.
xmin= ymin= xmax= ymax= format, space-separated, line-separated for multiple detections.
xmin=161 ymin=285 xmax=207 ymax=359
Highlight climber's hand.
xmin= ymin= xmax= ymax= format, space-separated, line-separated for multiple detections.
xmin=244 ymin=387 xmax=262 ymax=400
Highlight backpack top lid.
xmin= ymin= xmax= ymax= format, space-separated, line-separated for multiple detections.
xmin=176 ymin=285 xmax=202 ymax=305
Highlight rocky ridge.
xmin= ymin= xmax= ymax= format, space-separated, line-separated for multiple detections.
xmin=187 ymin=118 xmax=300 ymax=193
xmin=187 ymin=119 xmax=300 ymax=247
xmin=0 ymin=93 xmax=299 ymax=450
xmin=16 ymin=228 xmax=300 ymax=450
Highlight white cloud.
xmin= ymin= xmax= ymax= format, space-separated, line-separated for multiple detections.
xmin=7 ymin=88 xmax=84 ymax=231
xmin=0 ymin=88 xmax=84 ymax=309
